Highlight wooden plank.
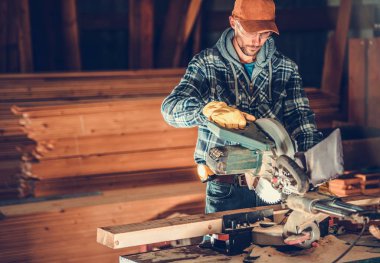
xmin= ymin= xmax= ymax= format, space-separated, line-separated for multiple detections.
xmin=173 ymin=0 xmax=203 ymax=67
xmin=348 ymin=39 xmax=367 ymax=126
xmin=31 ymin=129 xmax=197 ymax=159
xmin=19 ymin=167 xmax=198 ymax=198
xmin=321 ymin=0 xmax=352 ymax=98
xmin=0 ymin=0 xmax=8 ymax=72
xmin=0 ymin=182 xmax=205 ymax=263
xmin=17 ymin=0 xmax=33 ymax=72
xmin=97 ymin=195 xmax=380 ymax=249
xmin=98 ymin=204 xmax=283 ymax=249
xmin=367 ymin=38 xmax=380 ymax=129
xmin=23 ymin=147 xmax=195 ymax=179
xmin=61 ymin=0 xmax=81 ymax=70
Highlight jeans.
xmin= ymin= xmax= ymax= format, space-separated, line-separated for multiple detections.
xmin=202 ymin=180 xmax=271 ymax=242
xmin=205 ymin=180 xmax=271 ymax=214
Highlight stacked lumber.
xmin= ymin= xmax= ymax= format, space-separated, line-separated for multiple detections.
xmin=328 ymin=175 xmax=362 ymax=197
xmin=0 ymin=181 xmax=206 ymax=263
xmin=0 ymin=69 xmax=186 ymax=199
xmin=12 ymin=97 xmax=198 ymax=197
xmin=328 ymin=171 xmax=380 ymax=197
xmin=0 ymin=69 xmax=344 ymax=200
xmin=355 ymin=172 xmax=380 ymax=195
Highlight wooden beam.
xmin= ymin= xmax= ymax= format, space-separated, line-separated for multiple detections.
xmin=128 ymin=0 xmax=154 ymax=69
xmin=7 ymin=0 xmax=19 ymax=72
xmin=61 ymin=0 xmax=81 ymax=71
xmin=97 ymin=204 xmax=283 ymax=249
xmin=0 ymin=0 xmax=8 ymax=72
xmin=348 ymin=39 xmax=367 ymax=126
xmin=17 ymin=0 xmax=33 ymax=72
xmin=321 ymin=0 xmax=352 ymax=98
xmin=367 ymin=38 xmax=380 ymax=129
xmin=157 ymin=0 xmax=189 ymax=68
xmin=173 ymin=0 xmax=203 ymax=67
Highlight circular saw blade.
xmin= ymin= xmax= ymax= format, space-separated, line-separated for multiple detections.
xmin=254 ymin=177 xmax=282 ymax=204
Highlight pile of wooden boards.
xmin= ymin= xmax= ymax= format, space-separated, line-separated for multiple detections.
xmin=0 ymin=69 xmax=343 ymax=199
xmin=329 ymin=172 xmax=380 ymax=197
xmin=0 ymin=181 xmax=206 ymax=263
xmin=0 ymin=69 xmax=190 ymax=198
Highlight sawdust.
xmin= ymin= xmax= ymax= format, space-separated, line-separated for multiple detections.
xmin=249 ymin=235 xmax=380 ymax=263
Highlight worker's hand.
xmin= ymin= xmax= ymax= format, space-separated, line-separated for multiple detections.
xmin=202 ymin=101 xmax=256 ymax=129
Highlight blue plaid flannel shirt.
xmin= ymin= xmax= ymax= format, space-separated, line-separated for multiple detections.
xmin=161 ymin=28 xmax=323 ymax=165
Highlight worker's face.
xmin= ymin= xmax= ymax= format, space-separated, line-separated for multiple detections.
xmin=230 ymin=17 xmax=272 ymax=57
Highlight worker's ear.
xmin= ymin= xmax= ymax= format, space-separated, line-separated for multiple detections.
xmin=229 ymin=16 xmax=236 ymax=29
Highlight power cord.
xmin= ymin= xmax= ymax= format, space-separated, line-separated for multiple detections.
xmin=331 ymin=220 xmax=367 ymax=263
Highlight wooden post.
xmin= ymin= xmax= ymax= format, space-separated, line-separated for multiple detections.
xmin=7 ymin=0 xmax=19 ymax=72
xmin=348 ymin=39 xmax=367 ymax=126
xmin=367 ymin=38 xmax=380 ymax=129
xmin=173 ymin=0 xmax=203 ymax=67
xmin=61 ymin=0 xmax=81 ymax=71
xmin=128 ymin=0 xmax=154 ymax=69
xmin=0 ymin=0 xmax=8 ymax=72
xmin=17 ymin=0 xmax=33 ymax=72
xmin=157 ymin=0 xmax=189 ymax=68
xmin=192 ymin=11 xmax=202 ymax=56
xmin=321 ymin=0 xmax=352 ymax=98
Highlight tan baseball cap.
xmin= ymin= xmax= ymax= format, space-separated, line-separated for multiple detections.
xmin=232 ymin=0 xmax=279 ymax=35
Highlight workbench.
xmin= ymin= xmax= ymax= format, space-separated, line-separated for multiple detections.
xmin=120 ymin=234 xmax=380 ymax=263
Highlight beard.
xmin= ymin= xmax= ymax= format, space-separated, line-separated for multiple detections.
xmin=239 ymin=43 xmax=261 ymax=57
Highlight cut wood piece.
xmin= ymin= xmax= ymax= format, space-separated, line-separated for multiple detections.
xmin=367 ymin=38 xmax=380 ymax=129
xmin=355 ymin=173 xmax=380 ymax=194
xmin=348 ymin=39 xmax=366 ymax=126
xmin=97 ymin=196 xmax=380 ymax=249
xmin=328 ymin=177 xmax=361 ymax=187
xmin=321 ymin=0 xmax=352 ymax=98
xmin=328 ymin=186 xmax=362 ymax=197
xmin=23 ymin=147 xmax=195 ymax=179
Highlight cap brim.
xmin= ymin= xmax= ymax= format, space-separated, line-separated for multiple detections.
xmin=239 ymin=20 xmax=279 ymax=35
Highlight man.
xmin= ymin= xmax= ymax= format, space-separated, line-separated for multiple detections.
xmin=161 ymin=0 xmax=323 ymax=214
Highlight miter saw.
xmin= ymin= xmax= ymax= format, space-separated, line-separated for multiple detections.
xmin=204 ymin=119 xmax=378 ymax=254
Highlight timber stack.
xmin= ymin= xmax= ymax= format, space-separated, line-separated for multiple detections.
xmin=0 ymin=69 xmax=342 ymax=199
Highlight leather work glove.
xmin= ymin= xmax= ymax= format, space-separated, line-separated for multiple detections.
xmin=203 ymin=101 xmax=256 ymax=129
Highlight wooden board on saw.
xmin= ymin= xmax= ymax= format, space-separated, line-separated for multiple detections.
xmin=0 ymin=181 xmax=205 ymax=263
xmin=97 ymin=195 xmax=380 ymax=249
